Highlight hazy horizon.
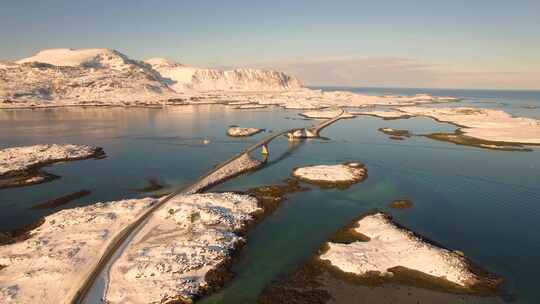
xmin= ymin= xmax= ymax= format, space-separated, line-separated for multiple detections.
xmin=2 ymin=0 xmax=539 ymax=90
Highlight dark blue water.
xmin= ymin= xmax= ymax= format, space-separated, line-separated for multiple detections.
xmin=1 ymin=88 xmax=540 ymax=303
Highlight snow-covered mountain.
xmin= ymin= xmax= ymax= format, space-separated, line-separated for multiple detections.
xmin=0 ymin=48 xmax=302 ymax=104
xmin=145 ymin=57 xmax=302 ymax=92
xmin=1 ymin=49 xmax=172 ymax=103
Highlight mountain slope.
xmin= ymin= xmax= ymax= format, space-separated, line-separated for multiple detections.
xmin=2 ymin=49 xmax=173 ymax=103
xmin=145 ymin=57 xmax=303 ymax=92
xmin=1 ymin=48 xmax=303 ymax=105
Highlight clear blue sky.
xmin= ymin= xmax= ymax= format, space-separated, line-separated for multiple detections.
xmin=1 ymin=0 xmax=539 ymax=89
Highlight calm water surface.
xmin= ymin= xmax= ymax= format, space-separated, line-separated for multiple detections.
xmin=1 ymin=88 xmax=539 ymax=303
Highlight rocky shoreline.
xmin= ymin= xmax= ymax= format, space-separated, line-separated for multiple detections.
xmin=0 ymin=144 xmax=105 ymax=189
xmin=258 ymin=212 xmax=504 ymax=304
xmin=292 ymin=162 xmax=367 ymax=189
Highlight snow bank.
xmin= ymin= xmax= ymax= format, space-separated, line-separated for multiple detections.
xmin=292 ymin=163 xmax=367 ymax=186
xmin=320 ymin=213 xmax=481 ymax=287
xmin=0 ymin=144 xmax=103 ymax=177
xmin=105 ymin=193 xmax=260 ymax=303
xmin=227 ymin=127 xmax=264 ymax=137
xmin=0 ymin=198 xmax=157 ymax=303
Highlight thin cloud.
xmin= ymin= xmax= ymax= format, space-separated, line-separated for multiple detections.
xmin=212 ymin=56 xmax=539 ymax=90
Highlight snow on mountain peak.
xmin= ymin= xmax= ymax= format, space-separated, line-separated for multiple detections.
xmin=1 ymin=48 xmax=303 ymax=105
xmin=144 ymin=57 xmax=182 ymax=68
xmin=16 ymin=48 xmax=143 ymax=71
xmin=145 ymin=58 xmax=303 ymax=92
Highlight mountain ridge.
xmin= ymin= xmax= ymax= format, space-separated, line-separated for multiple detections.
xmin=1 ymin=48 xmax=302 ymax=104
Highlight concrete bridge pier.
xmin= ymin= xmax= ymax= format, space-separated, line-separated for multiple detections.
xmin=261 ymin=144 xmax=269 ymax=155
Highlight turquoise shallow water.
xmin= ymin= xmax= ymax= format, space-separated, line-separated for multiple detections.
xmin=1 ymin=89 xmax=540 ymax=303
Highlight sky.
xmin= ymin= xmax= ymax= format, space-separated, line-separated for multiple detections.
xmin=1 ymin=0 xmax=539 ymax=90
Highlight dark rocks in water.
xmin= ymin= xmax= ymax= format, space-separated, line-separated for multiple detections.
xmin=0 ymin=218 xmax=45 ymax=245
xmin=246 ymin=179 xmax=311 ymax=215
xmin=30 ymin=190 xmax=91 ymax=210
xmin=0 ymin=171 xmax=59 ymax=189
xmin=0 ymin=233 xmax=12 ymax=245
xmin=133 ymin=178 xmax=168 ymax=192
xmin=389 ymin=199 xmax=414 ymax=209
xmin=378 ymin=128 xmax=412 ymax=138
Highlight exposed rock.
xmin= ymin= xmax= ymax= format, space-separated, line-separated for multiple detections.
xmin=132 ymin=178 xmax=168 ymax=193
xmin=378 ymin=128 xmax=412 ymax=138
xmin=389 ymin=199 xmax=414 ymax=209
xmin=30 ymin=190 xmax=91 ymax=209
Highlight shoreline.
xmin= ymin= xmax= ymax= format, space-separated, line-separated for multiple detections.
xmin=258 ymin=211 xmax=505 ymax=304
xmin=0 ymin=145 xmax=106 ymax=189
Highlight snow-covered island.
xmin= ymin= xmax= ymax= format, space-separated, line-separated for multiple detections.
xmin=227 ymin=126 xmax=264 ymax=137
xmin=397 ymin=107 xmax=540 ymax=145
xmin=0 ymin=197 xmax=158 ymax=303
xmin=292 ymin=163 xmax=367 ymax=188
xmin=0 ymin=192 xmax=266 ymax=304
xmin=319 ymin=213 xmax=501 ymax=292
xmin=358 ymin=107 xmax=540 ymax=150
xmin=259 ymin=212 xmax=503 ymax=303
xmin=0 ymin=144 xmax=105 ymax=188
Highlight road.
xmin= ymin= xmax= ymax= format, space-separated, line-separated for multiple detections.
xmin=73 ymin=109 xmax=346 ymax=304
